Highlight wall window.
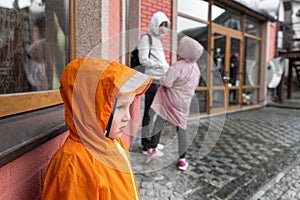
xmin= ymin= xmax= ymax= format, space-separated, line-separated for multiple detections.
xmin=0 ymin=1 xmax=69 ymax=94
xmin=212 ymin=3 xmax=242 ymax=31
xmin=178 ymin=0 xmax=208 ymax=22
xmin=176 ymin=0 xmax=266 ymax=113
xmin=177 ymin=1 xmax=209 ymax=114
xmin=0 ymin=0 xmax=74 ymax=167
xmin=177 ymin=1 xmax=209 ymax=86
xmin=179 ymin=23 xmax=208 ymax=86
xmin=244 ymin=37 xmax=261 ymax=86
xmin=177 ymin=16 xmax=206 ymax=32
xmin=213 ymin=33 xmax=226 ymax=86
xmin=243 ymin=88 xmax=258 ymax=105
xmin=245 ymin=16 xmax=261 ymax=36
xmin=0 ymin=0 xmax=70 ymax=117
xmin=190 ymin=91 xmax=207 ymax=114
xmin=243 ymin=37 xmax=260 ymax=107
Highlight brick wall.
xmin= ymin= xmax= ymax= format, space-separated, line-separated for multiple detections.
xmin=140 ymin=0 xmax=173 ymax=64
xmin=268 ymin=22 xmax=277 ymax=61
xmin=0 ymin=132 xmax=68 ymax=200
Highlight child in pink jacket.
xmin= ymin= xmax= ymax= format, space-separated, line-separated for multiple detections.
xmin=145 ymin=36 xmax=204 ymax=170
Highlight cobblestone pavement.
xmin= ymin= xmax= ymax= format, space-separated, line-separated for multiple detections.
xmin=129 ymin=106 xmax=300 ymax=200
xmin=251 ymin=159 xmax=300 ymax=200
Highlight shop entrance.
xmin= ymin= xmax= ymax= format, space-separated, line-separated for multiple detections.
xmin=209 ymin=24 xmax=243 ymax=112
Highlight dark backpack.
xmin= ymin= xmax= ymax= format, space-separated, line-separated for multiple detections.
xmin=130 ymin=33 xmax=152 ymax=73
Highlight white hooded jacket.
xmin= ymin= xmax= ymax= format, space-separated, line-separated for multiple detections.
xmin=138 ymin=11 xmax=170 ymax=80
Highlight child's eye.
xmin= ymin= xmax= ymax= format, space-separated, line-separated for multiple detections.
xmin=116 ymin=105 xmax=124 ymax=110
xmin=116 ymin=104 xmax=130 ymax=110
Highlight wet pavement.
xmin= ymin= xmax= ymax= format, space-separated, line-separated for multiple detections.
xmin=130 ymin=97 xmax=300 ymax=199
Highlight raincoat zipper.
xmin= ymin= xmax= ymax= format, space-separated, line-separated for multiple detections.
xmin=114 ymin=140 xmax=139 ymax=200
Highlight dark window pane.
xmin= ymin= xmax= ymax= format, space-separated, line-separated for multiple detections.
xmin=0 ymin=0 xmax=69 ymax=94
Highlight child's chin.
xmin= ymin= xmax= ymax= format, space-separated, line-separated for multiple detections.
xmin=111 ymin=132 xmax=123 ymax=139
xmin=118 ymin=132 xmax=124 ymax=138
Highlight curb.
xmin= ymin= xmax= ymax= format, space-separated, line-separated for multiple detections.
xmin=266 ymin=103 xmax=300 ymax=109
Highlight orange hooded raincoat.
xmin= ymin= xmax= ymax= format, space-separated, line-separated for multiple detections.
xmin=42 ymin=57 xmax=152 ymax=200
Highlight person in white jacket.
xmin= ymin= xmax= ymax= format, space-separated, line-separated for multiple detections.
xmin=138 ymin=11 xmax=170 ymax=156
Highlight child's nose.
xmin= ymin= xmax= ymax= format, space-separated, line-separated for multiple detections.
xmin=122 ymin=109 xmax=131 ymax=122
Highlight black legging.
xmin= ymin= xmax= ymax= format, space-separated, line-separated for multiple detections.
xmin=141 ymin=82 xmax=160 ymax=150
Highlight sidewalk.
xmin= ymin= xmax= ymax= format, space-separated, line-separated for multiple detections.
xmin=130 ymin=94 xmax=300 ymax=199
xmin=267 ymin=88 xmax=300 ymax=109
xmin=251 ymin=158 xmax=300 ymax=200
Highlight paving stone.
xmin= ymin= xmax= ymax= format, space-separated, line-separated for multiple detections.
xmin=141 ymin=181 xmax=154 ymax=189
xmin=130 ymin=107 xmax=300 ymax=199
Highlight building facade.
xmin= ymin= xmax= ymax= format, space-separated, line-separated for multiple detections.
xmin=0 ymin=0 xmax=276 ymax=199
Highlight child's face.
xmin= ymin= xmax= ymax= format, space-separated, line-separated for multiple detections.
xmin=108 ymin=94 xmax=135 ymax=140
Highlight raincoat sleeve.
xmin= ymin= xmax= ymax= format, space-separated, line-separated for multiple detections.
xmin=159 ymin=64 xmax=180 ymax=88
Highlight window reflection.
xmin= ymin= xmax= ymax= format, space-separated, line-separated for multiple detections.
xmin=245 ymin=17 xmax=261 ymax=36
xmin=229 ymin=38 xmax=240 ymax=87
xmin=177 ymin=10 xmax=208 ymax=113
xmin=190 ymin=91 xmax=207 ymax=114
xmin=179 ymin=23 xmax=208 ymax=87
xmin=213 ymin=33 xmax=226 ymax=86
xmin=244 ymin=38 xmax=260 ymax=86
xmin=177 ymin=16 xmax=205 ymax=32
xmin=178 ymin=0 xmax=208 ymax=21
xmin=0 ymin=0 xmax=69 ymax=94
xmin=243 ymin=89 xmax=258 ymax=105
xmin=212 ymin=90 xmax=225 ymax=108
xmin=212 ymin=3 xmax=241 ymax=31
xmin=229 ymin=89 xmax=239 ymax=106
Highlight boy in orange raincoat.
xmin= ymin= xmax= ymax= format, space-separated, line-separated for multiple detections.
xmin=42 ymin=57 xmax=152 ymax=199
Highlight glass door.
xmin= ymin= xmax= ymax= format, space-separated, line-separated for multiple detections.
xmin=210 ymin=25 xmax=243 ymax=112
xmin=212 ymin=33 xmax=226 ymax=111
xmin=228 ymin=38 xmax=241 ymax=108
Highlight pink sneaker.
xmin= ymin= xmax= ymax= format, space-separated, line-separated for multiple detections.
xmin=178 ymin=158 xmax=189 ymax=171
xmin=142 ymin=144 xmax=164 ymax=155
xmin=145 ymin=148 xmax=164 ymax=163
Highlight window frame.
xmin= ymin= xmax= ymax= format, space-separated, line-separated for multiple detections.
xmin=0 ymin=0 xmax=76 ymax=168
xmin=0 ymin=0 xmax=76 ymax=118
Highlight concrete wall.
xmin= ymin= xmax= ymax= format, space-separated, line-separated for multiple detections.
xmin=76 ymin=0 xmax=103 ymax=58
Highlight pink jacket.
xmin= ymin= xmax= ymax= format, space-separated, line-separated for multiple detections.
xmin=151 ymin=37 xmax=203 ymax=129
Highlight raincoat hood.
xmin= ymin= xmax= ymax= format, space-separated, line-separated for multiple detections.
xmin=59 ymin=56 xmax=152 ymax=170
xmin=149 ymin=11 xmax=170 ymax=36
xmin=177 ymin=36 xmax=204 ymax=63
